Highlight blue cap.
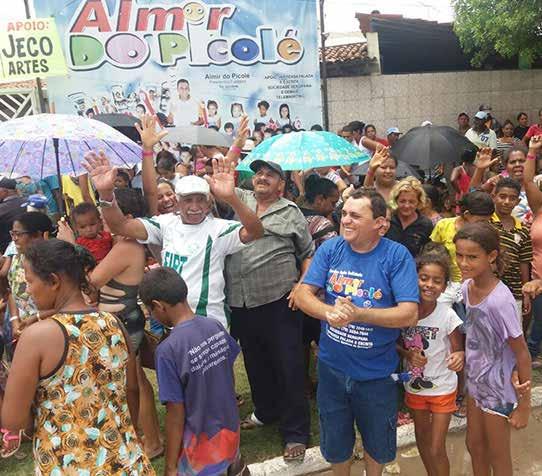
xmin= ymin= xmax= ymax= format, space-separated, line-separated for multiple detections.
xmin=474 ymin=111 xmax=488 ymax=120
xmin=386 ymin=127 xmax=401 ymax=136
xmin=21 ymin=194 xmax=48 ymax=209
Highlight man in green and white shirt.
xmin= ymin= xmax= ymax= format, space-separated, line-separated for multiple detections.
xmin=84 ymin=152 xmax=264 ymax=328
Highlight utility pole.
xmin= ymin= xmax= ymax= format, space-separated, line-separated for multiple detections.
xmin=319 ymin=0 xmax=330 ymax=131
xmin=23 ymin=0 xmax=47 ymax=113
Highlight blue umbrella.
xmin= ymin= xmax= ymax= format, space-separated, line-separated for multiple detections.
xmin=236 ymin=131 xmax=370 ymax=172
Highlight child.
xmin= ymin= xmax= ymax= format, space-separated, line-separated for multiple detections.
xmin=156 ymin=151 xmax=182 ymax=189
xmin=490 ymin=177 xmax=532 ymax=321
xmin=139 ymin=267 xmax=248 ymax=476
xmin=206 ymin=100 xmax=222 ymax=130
xmin=398 ymin=244 xmax=464 ymax=476
xmin=454 ymin=222 xmax=531 ymax=475
xmin=72 ymin=202 xmax=113 ymax=263
xmin=224 ymin=122 xmax=234 ymax=136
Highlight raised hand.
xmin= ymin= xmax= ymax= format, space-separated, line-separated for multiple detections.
xmin=135 ymin=114 xmax=169 ymax=151
xmin=233 ymin=115 xmax=250 ymax=149
xmin=529 ymin=135 xmax=542 ymax=151
xmin=56 ymin=219 xmax=76 ymax=244
xmin=475 ymin=147 xmax=499 ymax=170
xmin=205 ymin=156 xmax=236 ymax=203
xmin=368 ymin=146 xmax=390 ymax=172
xmin=83 ymin=151 xmax=117 ymax=196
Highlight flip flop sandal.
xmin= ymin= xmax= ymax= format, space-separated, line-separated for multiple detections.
xmin=0 ymin=429 xmax=23 ymax=459
xmin=240 ymin=414 xmax=263 ymax=430
xmin=147 ymin=445 xmax=165 ymax=461
xmin=236 ymin=394 xmax=245 ymax=407
xmin=283 ymin=442 xmax=306 ymax=462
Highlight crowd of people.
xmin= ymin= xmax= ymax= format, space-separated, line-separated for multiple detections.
xmin=0 ymin=105 xmax=542 ymax=476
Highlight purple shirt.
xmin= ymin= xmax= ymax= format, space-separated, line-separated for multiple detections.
xmin=462 ymin=280 xmax=522 ymax=409
xmin=156 ymin=316 xmax=241 ymax=475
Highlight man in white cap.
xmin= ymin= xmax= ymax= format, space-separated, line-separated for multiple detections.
xmin=386 ymin=127 xmax=402 ymax=148
xmin=83 ymin=151 xmax=264 ymax=328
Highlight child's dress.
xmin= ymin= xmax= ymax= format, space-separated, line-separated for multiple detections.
xmin=462 ymin=279 xmax=523 ymax=416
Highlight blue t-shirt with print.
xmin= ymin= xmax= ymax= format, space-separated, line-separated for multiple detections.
xmin=303 ymin=236 xmax=419 ymax=381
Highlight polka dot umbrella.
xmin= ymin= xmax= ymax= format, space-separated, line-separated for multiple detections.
xmin=236 ymin=131 xmax=370 ymax=172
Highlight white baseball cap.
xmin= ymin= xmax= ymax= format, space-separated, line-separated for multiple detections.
xmin=175 ymin=175 xmax=210 ymax=197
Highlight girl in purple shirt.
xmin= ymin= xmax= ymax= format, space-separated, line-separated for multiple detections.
xmin=454 ymin=222 xmax=531 ymax=476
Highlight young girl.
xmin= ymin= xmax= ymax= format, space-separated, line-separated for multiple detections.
xmin=206 ymin=99 xmax=222 ymax=129
xmin=398 ymin=245 xmax=464 ymax=476
xmin=454 ymin=222 xmax=531 ymax=475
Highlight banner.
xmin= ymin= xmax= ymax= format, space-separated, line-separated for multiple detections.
xmin=0 ymin=18 xmax=67 ymax=82
xmin=33 ymin=0 xmax=323 ymax=133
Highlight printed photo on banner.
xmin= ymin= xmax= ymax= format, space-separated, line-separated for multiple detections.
xmin=34 ymin=0 xmax=323 ymax=132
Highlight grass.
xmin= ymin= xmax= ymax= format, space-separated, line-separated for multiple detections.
xmin=0 ymin=354 xmax=321 ymax=474
xmin=3 ymin=358 xmax=540 ymax=474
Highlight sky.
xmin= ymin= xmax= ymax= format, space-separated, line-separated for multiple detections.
xmin=1 ymin=0 xmax=455 ymax=30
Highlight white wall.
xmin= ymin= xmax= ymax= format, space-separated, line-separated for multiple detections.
xmin=327 ymin=70 xmax=542 ymax=134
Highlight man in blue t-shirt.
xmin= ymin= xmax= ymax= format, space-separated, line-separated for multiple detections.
xmin=139 ymin=267 xmax=247 ymax=476
xmin=295 ymin=188 xmax=419 ymax=476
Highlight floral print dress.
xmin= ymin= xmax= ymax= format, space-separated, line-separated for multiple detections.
xmin=33 ymin=311 xmax=154 ymax=476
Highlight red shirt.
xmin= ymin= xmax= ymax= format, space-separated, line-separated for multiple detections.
xmin=76 ymin=231 xmax=113 ymax=262
xmin=525 ymin=124 xmax=542 ymax=140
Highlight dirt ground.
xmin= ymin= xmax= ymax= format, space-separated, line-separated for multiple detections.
xmin=318 ymin=408 xmax=542 ymax=475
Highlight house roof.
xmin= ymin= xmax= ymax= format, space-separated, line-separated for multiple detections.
xmin=320 ymin=42 xmax=368 ymax=64
xmin=0 ymin=80 xmax=38 ymax=90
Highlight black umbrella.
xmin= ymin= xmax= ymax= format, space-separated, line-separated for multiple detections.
xmin=93 ymin=114 xmax=142 ymax=143
xmin=392 ymin=125 xmax=477 ymax=169
xmin=351 ymin=159 xmax=421 ymax=179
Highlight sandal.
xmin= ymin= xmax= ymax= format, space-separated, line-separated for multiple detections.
xmin=147 ymin=445 xmax=165 ymax=461
xmin=283 ymin=442 xmax=306 ymax=462
xmin=240 ymin=413 xmax=264 ymax=431
xmin=236 ymin=394 xmax=245 ymax=407
xmin=1 ymin=428 xmax=24 ymax=458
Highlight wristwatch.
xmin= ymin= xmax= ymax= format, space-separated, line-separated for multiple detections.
xmin=98 ymin=197 xmax=115 ymax=208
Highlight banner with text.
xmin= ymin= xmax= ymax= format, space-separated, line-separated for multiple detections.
xmin=0 ymin=18 xmax=67 ymax=82
xmin=33 ymin=0 xmax=322 ymax=132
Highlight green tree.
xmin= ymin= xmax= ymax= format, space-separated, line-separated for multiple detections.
xmin=453 ymin=0 xmax=542 ymax=67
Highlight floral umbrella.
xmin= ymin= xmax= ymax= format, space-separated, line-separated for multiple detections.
xmin=0 ymin=113 xmax=142 ymax=180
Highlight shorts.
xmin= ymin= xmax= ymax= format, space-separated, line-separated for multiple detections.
xmin=317 ymin=360 xmax=397 ymax=465
xmin=302 ymin=312 xmax=321 ymax=345
xmin=480 ymin=402 xmax=516 ymax=418
xmin=118 ymin=308 xmax=146 ymax=352
xmin=405 ymin=391 xmax=457 ymax=413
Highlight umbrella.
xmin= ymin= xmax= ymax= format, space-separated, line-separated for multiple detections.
xmin=351 ymin=160 xmax=421 ymax=179
xmin=0 ymin=113 xmax=142 ymax=212
xmin=392 ymin=125 xmax=477 ymax=169
xmin=236 ymin=131 xmax=370 ymax=172
xmin=93 ymin=113 xmax=142 ymax=143
xmin=163 ymin=125 xmax=233 ymax=147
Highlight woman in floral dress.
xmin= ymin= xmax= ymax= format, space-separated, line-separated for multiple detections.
xmin=1 ymin=239 xmax=154 ymax=475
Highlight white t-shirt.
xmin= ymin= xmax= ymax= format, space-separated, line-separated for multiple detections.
xmin=138 ymin=214 xmax=246 ymax=327
xmin=168 ymin=96 xmax=200 ymax=126
xmin=465 ymin=128 xmax=497 ymax=149
xmin=402 ymin=302 xmax=463 ymax=396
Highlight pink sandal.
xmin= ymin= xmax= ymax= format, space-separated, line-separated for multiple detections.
xmin=1 ymin=428 xmax=26 ymax=459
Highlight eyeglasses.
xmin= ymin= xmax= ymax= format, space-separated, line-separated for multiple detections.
xmin=9 ymin=230 xmax=31 ymax=239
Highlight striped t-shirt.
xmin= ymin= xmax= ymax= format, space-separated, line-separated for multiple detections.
xmin=490 ymin=213 xmax=532 ymax=299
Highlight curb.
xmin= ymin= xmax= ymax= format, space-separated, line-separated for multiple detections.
xmin=247 ymin=386 xmax=542 ymax=476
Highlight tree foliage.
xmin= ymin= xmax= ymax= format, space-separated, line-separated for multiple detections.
xmin=453 ymin=0 xmax=542 ymax=67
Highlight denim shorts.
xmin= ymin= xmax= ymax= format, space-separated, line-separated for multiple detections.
xmin=317 ymin=360 xmax=398 ymax=464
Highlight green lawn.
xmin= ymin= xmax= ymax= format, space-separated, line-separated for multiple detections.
xmin=0 ymin=354 xmax=321 ymax=474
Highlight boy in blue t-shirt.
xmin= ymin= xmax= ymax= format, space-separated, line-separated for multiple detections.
xmin=139 ymin=267 xmax=248 ymax=476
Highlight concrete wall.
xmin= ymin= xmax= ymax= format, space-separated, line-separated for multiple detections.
xmin=327 ymin=70 xmax=542 ymax=134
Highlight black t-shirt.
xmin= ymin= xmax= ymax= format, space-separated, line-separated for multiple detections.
xmin=386 ymin=212 xmax=433 ymax=258
xmin=0 ymin=195 xmax=27 ymax=253
xmin=514 ymin=125 xmax=529 ymax=140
